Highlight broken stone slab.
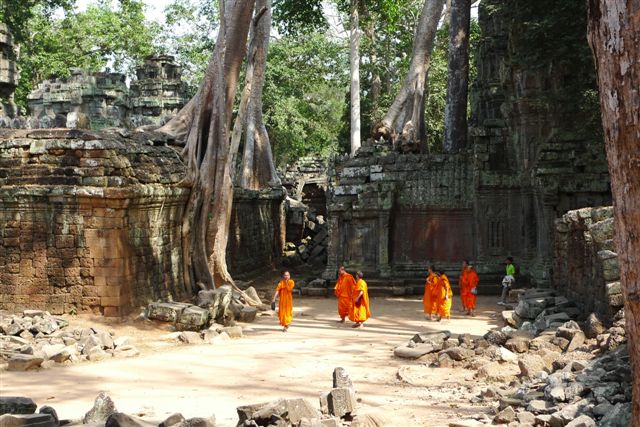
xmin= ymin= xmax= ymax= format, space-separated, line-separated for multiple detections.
xmin=493 ymin=406 xmax=516 ymax=424
xmin=483 ymin=330 xmax=508 ymax=346
xmin=113 ymin=345 xmax=139 ymax=359
xmin=37 ymin=407 xmax=58 ymax=427
xmin=176 ymin=306 xmax=210 ymax=331
xmin=584 ymin=313 xmax=605 ymax=339
xmin=159 ymin=413 xmax=185 ymax=427
xmin=7 ymin=355 xmax=44 ymax=371
xmin=178 ymin=331 xmax=203 ymax=345
xmin=565 ymin=331 xmax=586 ymax=352
xmin=504 ymin=337 xmax=530 ymax=353
xmin=83 ymin=392 xmax=117 ymax=424
xmin=527 ymin=399 xmax=555 ymax=415
xmin=221 ymin=326 xmax=243 ymax=339
xmin=0 ymin=397 xmax=37 ymax=415
xmin=113 ymin=336 xmax=131 ymax=348
xmin=514 ymin=297 xmax=555 ymax=320
xmin=350 ymin=411 xmax=389 ymax=427
xmin=236 ymin=307 xmax=257 ymax=323
xmin=475 ymin=361 xmax=520 ymax=383
xmin=147 ymin=302 xmax=191 ymax=323
xmin=501 ymin=310 xmax=518 ymax=328
xmin=444 ymin=346 xmax=474 ymax=361
xmin=87 ymin=347 xmax=109 ymax=361
xmin=332 ymin=367 xmax=353 ymax=389
xmin=394 ymin=343 xmax=439 ymax=359
xmin=172 ymin=416 xmax=216 ymax=427
xmin=565 ymin=415 xmax=597 ymax=427
xmin=322 ymin=388 xmax=357 ymax=419
xmin=518 ymin=354 xmax=551 ymax=378
xmin=80 ymin=335 xmax=103 ymax=355
xmin=104 ymin=413 xmax=149 ymax=427
xmin=40 ymin=344 xmax=66 ymax=360
xmin=0 ymin=414 xmax=56 ymax=427
xmin=237 ymin=398 xmax=317 ymax=425
xmin=411 ymin=331 xmax=450 ymax=344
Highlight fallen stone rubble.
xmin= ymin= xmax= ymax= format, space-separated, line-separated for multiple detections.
xmin=283 ymin=198 xmax=329 ymax=268
xmin=146 ymin=285 xmax=266 ymax=331
xmin=394 ymin=288 xmax=632 ymax=426
xmin=0 ymin=368 xmax=388 ymax=427
xmin=0 ymin=310 xmax=138 ymax=371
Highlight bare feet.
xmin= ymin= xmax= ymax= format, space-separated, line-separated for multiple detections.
xmin=282 ymin=326 xmax=288 ymax=332
xmin=338 ymin=318 xmax=346 ymax=323
xmin=352 ymin=323 xmax=362 ymax=328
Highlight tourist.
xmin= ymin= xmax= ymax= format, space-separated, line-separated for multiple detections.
xmin=498 ymin=257 xmax=516 ymax=305
xmin=334 ymin=265 xmax=356 ymax=323
xmin=436 ymin=270 xmax=453 ymax=322
xmin=423 ymin=265 xmax=439 ymax=320
xmin=351 ymin=271 xmax=371 ymax=328
xmin=459 ymin=260 xmax=479 ymax=316
xmin=272 ymin=271 xmax=295 ymax=332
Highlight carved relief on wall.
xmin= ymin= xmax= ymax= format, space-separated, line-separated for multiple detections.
xmin=391 ymin=209 xmax=474 ymax=264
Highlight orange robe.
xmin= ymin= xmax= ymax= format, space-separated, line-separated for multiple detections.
xmin=459 ymin=268 xmax=479 ymax=310
xmin=437 ymin=274 xmax=453 ymax=318
xmin=351 ymin=278 xmax=371 ymax=323
xmin=423 ymin=272 xmax=438 ymax=314
xmin=334 ymin=273 xmax=356 ymax=320
xmin=276 ymin=279 xmax=295 ymax=327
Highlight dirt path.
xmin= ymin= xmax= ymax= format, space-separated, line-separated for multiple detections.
xmin=1 ymin=295 xmax=501 ymax=427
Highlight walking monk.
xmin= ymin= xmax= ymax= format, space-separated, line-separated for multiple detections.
xmin=351 ymin=271 xmax=371 ymax=328
xmin=272 ymin=271 xmax=295 ymax=332
xmin=459 ymin=260 xmax=479 ymax=316
xmin=423 ymin=266 xmax=438 ymax=320
xmin=334 ymin=266 xmax=356 ymax=322
xmin=436 ymin=270 xmax=453 ymax=321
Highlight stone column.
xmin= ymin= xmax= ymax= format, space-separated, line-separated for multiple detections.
xmin=377 ymin=211 xmax=391 ymax=277
xmin=322 ymin=213 xmax=341 ymax=280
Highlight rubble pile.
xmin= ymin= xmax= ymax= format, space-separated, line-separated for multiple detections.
xmin=0 ymin=368 xmax=387 ymax=427
xmin=0 ymin=310 xmax=138 ymax=371
xmin=283 ymin=198 xmax=329 ymax=268
xmin=393 ymin=288 xmax=632 ymax=426
xmin=146 ymin=285 xmax=265 ymax=331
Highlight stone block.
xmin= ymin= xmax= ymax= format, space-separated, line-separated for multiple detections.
xmin=176 ymin=306 xmax=209 ymax=331
xmin=221 ymin=326 xmax=243 ymax=338
xmin=324 ymin=388 xmax=356 ymax=418
xmin=0 ymin=414 xmax=56 ymax=427
xmin=7 ymin=355 xmax=44 ymax=371
xmin=147 ymin=302 xmax=190 ymax=323
xmin=0 ymin=397 xmax=37 ymax=416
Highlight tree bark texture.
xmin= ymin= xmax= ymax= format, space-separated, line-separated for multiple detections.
xmin=170 ymin=0 xmax=255 ymax=291
xmin=350 ymin=0 xmax=362 ymax=156
xmin=443 ymin=0 xmax=471 ymax=153
xmin=373 ymin=0 xmax=446 ymax=153
xmin=237 ymin=0 xmax=281 ymax=189
xmin=587 ymin=1 xmax=640 ymax=423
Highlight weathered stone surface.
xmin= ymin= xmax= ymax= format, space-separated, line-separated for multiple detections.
xmin=7 ymin=355 xmax=43 ymax=371
xmin=332 ymin=367 xmax=353 ymax=389
xmin=176 ymin=306 xmax=210 ymax=331
xmin=0 ymin=414 xmax=56 ymax=427
xmin=494 ymin=406 xmax=516 ymax=424
xmin=221 ymin=326 xmax=243 ymax=339
xmin=444 ymin=346 xmax=474 ymax=361
xmin=148 ymin=302 xmax=191 ymax=323
xmin=584 ymin=313 xmax=605 ymax=339
xmin=237 ymin=398 xmax=316 ymax=425
xmin=0 ymin=398 xmax=37 ymax=416
xmin=518 ymin=354 xmax=550 ymax=378
xmin=565 ymin=331 xmax=586 ymax=352
xmin=324 ymin=388 xmax=357 ymax=418
xmin=393 ymin=343 xmax=439 ymax=359
xmin=504 ymin=337 xmax=530 ymax=353
xmin=83 ymin=392 xmax=117 ymax=424
xmin=565 ymin=415 xmax=596 ymax=427
xmin=37 ymin=407 xmax=58 ymax=427
xmin=105 ymin=413 xmax=146 ymax=427
xmin=159 ymin=413 xmax=185 ymax=427
xmin=178 ymin=331 xmax=202 ymax=345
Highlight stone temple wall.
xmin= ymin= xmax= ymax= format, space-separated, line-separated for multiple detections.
xmin=0 ymin=23 xmax=18 ymax=122
xmin=324 ymin=0 xmax=612 ymax=291
xmin=553 ymin=206 xmax=622 ymax=323
xmin=0 ymin=129 xmax=285 ymax=316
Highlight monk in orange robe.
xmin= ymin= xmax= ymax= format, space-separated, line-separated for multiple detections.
xmin=351 ymin=271 xmax=371 ymax=327
xmin=423 ymin=266 xmax=438 ymax=320
xmin=436 ymin=270 xmax=453 ymax=321
xmin=272 ymin=271 xmax=295 ymax=331
xmin=334 ymin=266 xmax=356 ymax=322
xmin=459 ymin=260 xmax=479 ymax=316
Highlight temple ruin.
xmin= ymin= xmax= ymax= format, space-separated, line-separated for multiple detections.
xmin=0 ymin=2 xmax=617 ymax=318
xmin=0 ymin=23 xmax=18 ymax=123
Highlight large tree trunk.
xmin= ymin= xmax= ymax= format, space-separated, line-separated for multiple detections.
xmin=349 ymin=0 xmax=361 ymax=156
xmin=372 ymin=0 xmax=446 ymax=153
xmin=237 ymin=0 xmax=281 ymax=189
xmin=169 ymin=0 xmax=255 ymax=291
xmin=587 ymin=1 xmax=640 ymax=423
xmin=443 ymin=0 xmax=471 ymax=153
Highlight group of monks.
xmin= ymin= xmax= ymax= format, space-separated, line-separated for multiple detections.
xmin=423 ymin=260 xmax=479 ymax=320
xmin=271 ymin=266 xmax=371 ymax=331
xmin=272 ymin=260 xmax=478 ymax=331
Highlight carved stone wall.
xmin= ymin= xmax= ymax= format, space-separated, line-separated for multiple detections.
xmin=0 ymin=23 xmax=18 ymax=121
xmin=0 ymin=129 xmax=285 ymax=316
xmin=324 ymin=0 xmax=612 ymax=290
xmin=129 ymin=55 xmax=189 ymax=127
xmin=27 ymin=70 xmax=130 ymax=129
xmin=227 ymin=188 xmax=286 ymax=279
xmin=553 ymin=207 xmax=622 ymax=322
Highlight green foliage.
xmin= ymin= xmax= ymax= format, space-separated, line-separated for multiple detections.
xmin=0 ymin=0 xmax=74 ymax=44
xmin=158 ymin=0 xmax=218 ymax=95
xmin=264 ymin=32 xmax=349 ymax=164
xmin=13 ymin=0 xmax=159 ymax=111
xmin=272 ymin=0 xmax=327 ymax=36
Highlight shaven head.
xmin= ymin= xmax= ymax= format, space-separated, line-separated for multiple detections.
xmin=338 ymin=266 xmax=346 ymax=276
xmin=282 ymin=271 xmax=290 ymax=280
xmin=356 ymin=271 xmax=363 ymax=279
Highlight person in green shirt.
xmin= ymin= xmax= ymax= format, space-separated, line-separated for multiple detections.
xmin=498 ymin=257 xmax=516 ymax=305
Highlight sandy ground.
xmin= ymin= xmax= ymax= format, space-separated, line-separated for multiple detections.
xmin=1 ymin=288 xmax=502 ymax=427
